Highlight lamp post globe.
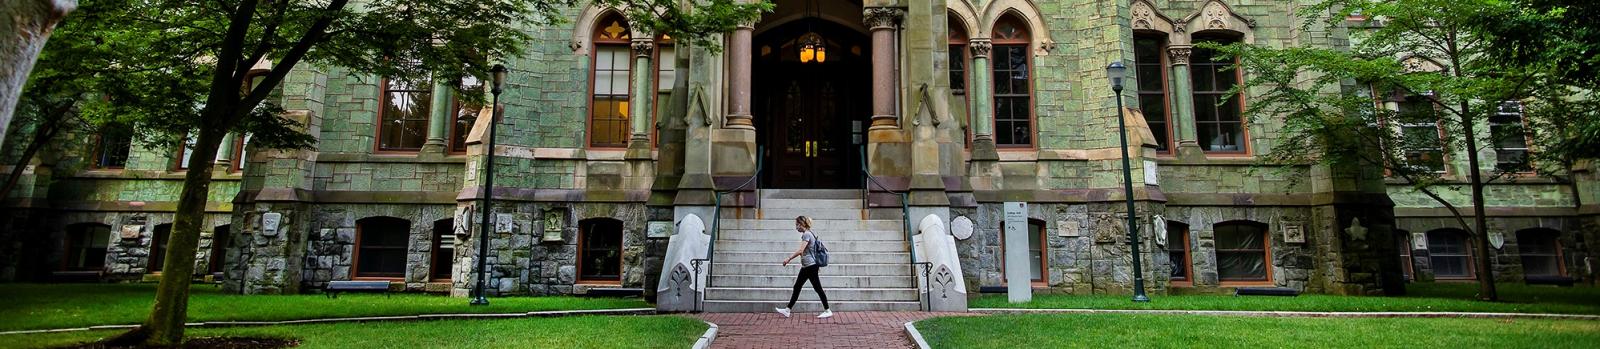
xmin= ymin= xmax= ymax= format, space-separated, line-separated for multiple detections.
xmin=472 ymin=64 xmax=508 ymax=306
xmin=1106 ymin=60 xmax=1150 ymax=303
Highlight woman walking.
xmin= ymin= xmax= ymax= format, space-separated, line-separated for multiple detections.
xmin=777 ymin=216 xmax=833 ymax=318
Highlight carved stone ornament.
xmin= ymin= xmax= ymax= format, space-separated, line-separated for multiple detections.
xmin=631 ymin=39 xmax=654 ymax=58
xmin=1345 ymin=217 xmax=1368 ymax=241
xmin=863 ymin=7 xmax=904 ymax=30
xmin=1489 ymin=232 xmax=1506 ymax=250
xmin=1167 ymin=46 xmax=1192 ymax=65
xmin=1203 ymin=2 xmax=1231 ymax=30
xmin=950 ymin=216 xmax=974 ymax=241
xmin=1131 ymin=1 xmax=1159 ymax=30
xmin=968 ymin=39 xmax=993 ymax=58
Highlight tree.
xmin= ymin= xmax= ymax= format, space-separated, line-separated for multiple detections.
xmin=1469 ymin=0 xmax=1600 ymax=172
xmin=46 ymin=0 xmax=767 ymax=346
xmin=1215 ymin=0 xmax=1556 ymax=301
xmin=0 ymin=0 xmax=76 ymax=150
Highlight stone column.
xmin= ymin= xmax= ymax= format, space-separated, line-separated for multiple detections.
xmin=423 ymin=80 xmax=453 ymax=152
xmin=865 ymin=7 xmax=904 ymax=130
xmin=627 ymin=38 xmax=656 ymax=158
xmin=1166 ymin=46 xmax=1199 ymax=151
xmin=724 ymin=23 xmax=755 ymax=129
xmin=967 ymin=39 xmax=997 ymax=160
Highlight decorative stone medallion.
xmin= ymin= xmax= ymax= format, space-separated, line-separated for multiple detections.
xmin=262 ymin=212 xmax=282 ymax=236
xmin=1489 ymin=232 xmax=1506 ymax=250
xmin=1344 ymin=217 xmax=1367 ymax=241
xmin=1152 ymin=215 xmax=1168 ymax=247
xmin=1282 ymin=224 xmax=1306 ymax=244
xmin=950 ymin=216 xmax=974 ymax=241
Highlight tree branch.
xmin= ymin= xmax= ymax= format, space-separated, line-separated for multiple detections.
xmin=238 ymin=0 xmax=350 ymax=114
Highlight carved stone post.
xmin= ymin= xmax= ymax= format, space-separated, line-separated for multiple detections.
xmin=725 ymin=23 xmax=755 ymax=129
xmin=628 ymin=38 xmax=656 ymax=156
xmin=967 ymin=38 xmax=996 ymax=159
xmin=1166 ymin=45 xmax=1198 ymax=150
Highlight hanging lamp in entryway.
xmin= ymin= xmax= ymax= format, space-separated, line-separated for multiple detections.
xmin=798 ymin=0 xmax=826 ymax=63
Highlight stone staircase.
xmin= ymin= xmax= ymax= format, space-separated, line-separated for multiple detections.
xmin=701 ymin=189 xmax=921 ymax=312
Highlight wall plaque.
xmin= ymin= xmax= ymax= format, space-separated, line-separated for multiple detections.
xmin=1282 ymin=224 xmax=1306 ymax=244
xmin=453 ymin=206 xmax=472 ymax=237
xmin=949 ymin=216 xmax=974 ymax=240
xmin=261 ymin=212 xmax=282 ymax=236
xmin=647 ymin=221 xmax=674 ymax=238
xmin=1057 ymin=220 xmax=1079 ymax=237
xmin=495 ymin=213 xmax=515 ymax=233
xmin=542 ymin=209 xmax=565 ymax=242
xmin=1411 ymin=232 xmax=1427 ymax=250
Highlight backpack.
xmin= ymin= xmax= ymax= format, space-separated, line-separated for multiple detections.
xmin=810 ymin=234 xmax=830 ymax=267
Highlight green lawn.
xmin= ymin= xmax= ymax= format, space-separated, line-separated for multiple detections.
xmin=8 ymin=315 xmax=705 ymax=349
xmin=971 ymin=283 xmax=1600 ymax=314
xmin=0 ymin=283 xmax=649 ymax=331
xmin=918 ymin=314 xmax=1600 ymax=348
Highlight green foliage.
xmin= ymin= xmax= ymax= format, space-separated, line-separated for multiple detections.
xmin=604 ymin=0 xmax=773 ymax=53
xmin=1470 ymin=0 xmax=1600 ymax=162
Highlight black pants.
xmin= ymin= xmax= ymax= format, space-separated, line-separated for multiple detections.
xmin=787 ymin=265 xmax=830 ymax=309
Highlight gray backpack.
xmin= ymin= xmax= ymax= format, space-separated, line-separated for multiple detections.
xmin=810 ymin=235 xmax=830 ymax=267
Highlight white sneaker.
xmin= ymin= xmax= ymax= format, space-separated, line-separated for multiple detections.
xmin=817 ymin=309 xmax=834 ymax=319
xmin=776 ymin=307 xmax=791 ymax=318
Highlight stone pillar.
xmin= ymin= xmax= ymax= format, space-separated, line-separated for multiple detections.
xmin=1166 ymin=46 xmax=1202 ymax=158
xmin=627 ymin=38 xmax=656 ymax=158
xmin=967 ymin=39 xmax=996 ymax=160
xmin=865 ymin=7 xmax=903 ymax=130
xmin=724 ymin=23 xmax=754 ymax=129
xmin=423 ymin=80 xmax=453 ymax=152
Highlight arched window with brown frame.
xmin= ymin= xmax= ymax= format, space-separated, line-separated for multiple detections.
xmin=1166 ymin=221 xmax=1192 ymax=285
xmin=1426 ymin=228 xmax=1474 ymax=280
xmin=61 ymin=223 xmax=111 ymax=271
xmin=1190 ymin=33 xmax=1247 ymax=154
xmin=578 ymin=218 xmax=625 ymax=283
xmin=1516 ymin=228 xmax=1565 ymax=278
xmin=990 ymin=14 xmax=1033 ymax=148
xmin=354 ymin=216 xmax=411 ymax=279
xmin=949 ymin=15 xmax=971 ymax=145
xmin=588 ymin=13 xmax=633 ymax=148
xmin=1133 ymin=33 xmax=1173 ymax=152
xmin=1215 ymin=220 xmax=1270 ymax=283
xmin=649 ymin=33 xmax=675 ymax=148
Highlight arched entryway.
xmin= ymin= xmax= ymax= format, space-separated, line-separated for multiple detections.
xmin=753 ymin=1 xmax=871 ymax=189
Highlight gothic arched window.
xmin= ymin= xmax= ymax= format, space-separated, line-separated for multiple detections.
xmin=588 ymin=13 xmax=633 ymax=148
xmin=991 ymin=14 xmax=1033 ymax=148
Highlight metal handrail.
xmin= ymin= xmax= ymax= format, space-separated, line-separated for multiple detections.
xmin=913 ymin=261 xmax=933 ymax=311
xmin=859 ymin=146 xmax=918 ymax=291
xmin=707 ymin=146 xmax=763 ymax=289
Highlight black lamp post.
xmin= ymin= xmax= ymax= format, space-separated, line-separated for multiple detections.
xmin=471 ymin=64 xmax=508 ymax=306
xmin=1106 ymin=61 xmax=1150 ymax=303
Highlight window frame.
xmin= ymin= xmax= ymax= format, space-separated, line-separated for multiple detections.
xmin=577 ymin=218 xmax=625 ymax=284
xmin=1189 ymin=37 xmax=1250 ymax=155
xmin=209 ymin=225 xmax=230 ymax=275
xmin=1426 ymin=229 xmax=1476 ymax=280
xmin=1214 ymin=220 xmax=1272 ymax=285
xmin=374 ymin=77 xmax=435 ymax=153
xmin=1490 ymin=100 xmax=1533 ymax=173
xmin=148 ymin=224 xmax=172 ymax=274
xmin=648 ymin=35 xmax=673 ymax=148
xmin=1166 ymin=221 xmax=1192 ymax=286
xmin=990 ymin=16 xmax=1035 ymax=149
xmin=1395 ymin=230 xmax=1415 ymax=281
xmin=586 ymin=13 xmax=635 ymax=149
xmin=949 ymin=15 xmax=972 ymax=146
xmin=60 ymin=223 xmax=111 ymax=272
xmin=430 ymin=219 xmax=455 ymax=282
xmin=1133 ymin=33 xmax=1175 ymax=154
xmin=353 ymin=217 xmax=411 ymax=280
xmin=998 ymin=219 xmax=1049 ymax=286
xmin=1515 ymin=229 xmax=1565 ymax=278
xmin=91 ymin=125 xmax=133 ymax=170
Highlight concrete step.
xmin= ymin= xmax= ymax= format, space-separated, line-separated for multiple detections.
xmin=710 ymin=263 xmax=914 ymax=276
xmin=759 ymin=189 xmax=862 ymax=200
xmin=759 ymin=208 xmax=865 ymax=221
xmin=701 ymin=300 xmax=921 ymax=312
xmin=710 ymin=275 xmax=916 ymax=288
xmin=718 ymin=230 xmax=904 ymax=241
xmin=718 ymin=219 xmax=902 ymax=231
xmin=706 ymin=287 xmax=919 ymax=301
xmin=714 ymin=240 xmax=908 ymax=253
xmin=715 ymin=251 xmax=911 ymax=264
xmin=757 ymin=199 xmax=863 ymax=209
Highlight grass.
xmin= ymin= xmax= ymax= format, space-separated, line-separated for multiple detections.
xmin=918 ymin=313 xmax=1600 ymax=348
xmin=0 ymin=283 xmax=649 ymax=331
xmin=6 ymin=315 xmax=706 ymax=349
xmin=971 ymin=282 xmax=1600 ymax=314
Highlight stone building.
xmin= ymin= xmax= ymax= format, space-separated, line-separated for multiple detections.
xmin=1 ymin=0 xmax=1594 ymax=310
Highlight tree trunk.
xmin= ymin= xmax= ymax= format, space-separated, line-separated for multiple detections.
xmin=111 ymin=125 xmax=226 ymax=347
xmin=0 ymin=0 xmax=75 ymax=147
xmin=1461 ymin=106 xmax=1498 ymax=301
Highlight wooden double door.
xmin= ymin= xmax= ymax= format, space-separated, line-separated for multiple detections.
xmin=759 ymin=62 xmax=868 ymax=189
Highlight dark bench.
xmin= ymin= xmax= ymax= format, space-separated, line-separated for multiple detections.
xmin=1525 ymin=276 xmax=1576 ymax=287
xmin=325 ymin=280 xmax=392 ymax=298
xmin=1235 ymin=287 xmax=1300 ymax=297
xmin=583 ymin=288 xmax=644 ymax=297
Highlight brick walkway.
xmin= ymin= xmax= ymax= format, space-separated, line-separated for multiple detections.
xmin=696 ymin=311 xmax=974 ymax=349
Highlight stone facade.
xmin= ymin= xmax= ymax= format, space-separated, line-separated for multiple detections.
xmin=2 ymin=0 xmax=1595 ymax=302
